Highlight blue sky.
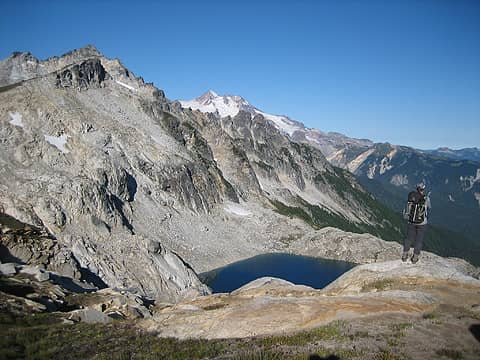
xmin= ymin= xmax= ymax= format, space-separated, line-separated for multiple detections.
xmin=1 ymin=0 xmax=479 ymax=149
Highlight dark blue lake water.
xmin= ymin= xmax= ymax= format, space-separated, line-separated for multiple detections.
xmin=199 ymin=253 xmax=356 ymax=293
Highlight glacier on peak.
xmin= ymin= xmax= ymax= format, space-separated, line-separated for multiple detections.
xmin=179 ymin=90 xmax=303 ymax=136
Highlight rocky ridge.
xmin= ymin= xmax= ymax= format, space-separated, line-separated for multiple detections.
xmin=423 ymin=147 xmax=480 ymax=163
xmin=0 ymin=261 xmax=152 ymax=323
xmin=180 ymin=90 xmax=373 ymax=153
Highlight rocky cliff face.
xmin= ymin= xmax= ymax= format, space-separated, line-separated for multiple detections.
xmin=184 ymin=104 xmax=403 ymax=240
xmin=0 ymin=47 xmax=228 ymax=301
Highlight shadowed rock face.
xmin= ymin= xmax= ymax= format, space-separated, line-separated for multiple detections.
xmin=0 ymin=213 xmax=82 ymax=280
xmin=0 ymin=45 xmax=102 ymax=87
xmin=55 ymin=59 xmax=108 ymax=90
xmin=0 ymin=264 xmax=152 ymax=321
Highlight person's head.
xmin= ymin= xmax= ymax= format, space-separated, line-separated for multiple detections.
xmin=416 ymin=182 xmax=426 ymax=195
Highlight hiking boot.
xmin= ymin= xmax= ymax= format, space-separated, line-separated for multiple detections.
xmin=411 ymin=254 xmax=420 ymax=264
xmin=401 ymin=252 xmax=409 ymax=262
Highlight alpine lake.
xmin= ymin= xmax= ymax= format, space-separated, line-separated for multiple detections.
xmin=199 ymin=253 xmax=356 ymax=293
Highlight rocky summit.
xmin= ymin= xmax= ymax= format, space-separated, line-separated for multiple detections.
xmin=1 ymin=46 xmax=479 ymax=359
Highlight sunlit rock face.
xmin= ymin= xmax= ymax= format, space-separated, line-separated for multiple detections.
xmin=140 ymin=258 xmax=480 ymax=339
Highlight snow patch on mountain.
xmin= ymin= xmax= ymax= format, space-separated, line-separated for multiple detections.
xmin=116 ymin=80 xmax=137 ymax=92
xmin=253 ymin=110 xmax=299 ymax=136
xmin=44 ymin=134 xmax=70 ymax=153
xmin=378 ymin=148 xmax=397 ymax=175
xmin=224 ymin=203 xmax=251 ymax=216
xmin=9 ymin=111 xmax=24 ymax=128
xmin=379 ymin=158 xmax=393 ymax=175
xmin=180 ymin=90 xmax=249 ymax=119
xmin=367 ymin=163 xmax=377 ymax=179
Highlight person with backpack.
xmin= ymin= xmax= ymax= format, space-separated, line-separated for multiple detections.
xmin=402 ymin=183 xmax=431 ymax=263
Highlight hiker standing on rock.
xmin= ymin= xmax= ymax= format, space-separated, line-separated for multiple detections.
xmin=402 ymin=183 xmax=431 ymax=264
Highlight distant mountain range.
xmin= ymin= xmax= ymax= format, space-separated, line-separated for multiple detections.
xmin=421 ymin=147 xmax=480 ymax=163
xmin=181 ymin=91 xmax=480 ymax=263
xmin=181 ymin=90 xmax=479 ymax=163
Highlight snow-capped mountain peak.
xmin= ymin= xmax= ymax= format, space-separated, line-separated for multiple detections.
xmin=179 ymin=90 xmax=303 ymax=136
xmin=179 ymin=90 xmax=378 ymax=160
xmin=180 ymin=90 xmax=253 ymax=119
xmin=196 ymin=90 xmax=219 ymax=104
xmin=206 ymin=89 xmax=218 ymax=97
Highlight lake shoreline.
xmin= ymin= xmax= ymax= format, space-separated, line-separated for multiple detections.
xmin=200 ymin=252 xmax=357 ymax=293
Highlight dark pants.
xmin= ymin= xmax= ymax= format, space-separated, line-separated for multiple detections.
xmin=403 ymin=223 xmax=427 ymax=255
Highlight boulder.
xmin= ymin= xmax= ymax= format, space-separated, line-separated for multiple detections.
xmin=19 ymin=266 xmax=50 ymax=282
xmin=68 ymin=308 xmax=112 ymax=324
xmin=232 ymin=276 xmax=314 ymax=295
xmin=323 ymin=258 xmax=480 ymax=296
xmin=0 ymin=262 xmax=17 ymax=275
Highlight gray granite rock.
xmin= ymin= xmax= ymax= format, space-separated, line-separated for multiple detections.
xmin=19 ymin=266 xmax=50 ymax=282
xmin=0 ymin=262 xmax=17 ymax=275
xmin=68 ymin=308 xmax=112 ymax=324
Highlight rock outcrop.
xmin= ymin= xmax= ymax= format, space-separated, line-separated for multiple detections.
xmin=55 ymin=58 xmax=108 ymax=90
xmin=0 ymin=257 xmax=152 ymax=320
xmin=142 ymin=258 xmax=480 ymax=344
xmin=288 ymin=227 xmax=480 ymax=278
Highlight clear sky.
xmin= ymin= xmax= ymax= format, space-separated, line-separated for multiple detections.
xmin=1 ymin=0 xmax=479 ymax=149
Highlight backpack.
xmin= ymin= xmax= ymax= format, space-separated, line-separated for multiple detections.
xmin=404 ymin=191 xmax=427 ymax=224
